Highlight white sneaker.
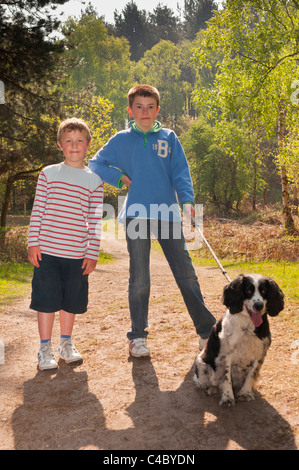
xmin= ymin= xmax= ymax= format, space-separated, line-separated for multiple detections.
xmin=58 ymin=338 xmax=83 ymax=363
xmin=129 ymin=338 xmax=150 ymax=357
xmin=38 ymin=341 xmax=58 ymax=370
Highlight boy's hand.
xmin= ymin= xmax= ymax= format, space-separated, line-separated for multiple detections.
xmin=183 ymin=203 xmax=195 ymax=221
xmin=121 ymin=174 xmax=131 ymax=189
xmin=82 ymin=258 xmax=97 ymax=275
xmin=28 ymin=246 xmax=42 ymax=267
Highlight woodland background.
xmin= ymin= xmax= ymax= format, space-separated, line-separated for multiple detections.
xmin=0 ymin=0 xmax=298 ymax=235
xmin=0 ymin=2 xmax=298 ymax=453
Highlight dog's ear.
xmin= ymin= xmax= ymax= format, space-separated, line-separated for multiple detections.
xmin=266 ymin=278 xmax=284 ymax=316
xmin=222 ymin=274 xmax=245 ymax=314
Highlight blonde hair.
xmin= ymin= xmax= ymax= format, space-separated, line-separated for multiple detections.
xmin=128 ymin=84 xmax=160 ymax=108
xmin=57 ymin=118 xmax=91 ymax=143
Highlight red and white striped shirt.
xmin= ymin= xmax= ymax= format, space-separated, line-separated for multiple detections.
xmin=28 ymin=162 xmax=103 ymax=261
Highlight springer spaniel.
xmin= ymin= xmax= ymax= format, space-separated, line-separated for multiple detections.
xmin=194 ymin=274 xmax=284 ymax=407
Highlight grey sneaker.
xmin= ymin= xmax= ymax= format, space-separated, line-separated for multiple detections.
xmin=58 ymin=338 xmax=82 ymax=363
xmin=38 ymin=341 xmax=58 ymax=370
xmin=129 ymin=338 xmax=150 ymax=357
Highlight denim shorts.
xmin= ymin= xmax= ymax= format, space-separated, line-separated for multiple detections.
xmin=30 ymin=254 xmax=88 ymax=314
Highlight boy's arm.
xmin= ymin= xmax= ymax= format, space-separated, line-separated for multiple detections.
xmin=27 ymin=171 xmax=47 ymax=265
xmin=85 ymin=182 xmax=104 ymax=263
xmin=120 ymin=174 xmax=131 ymax=189
xmin=183 ymin=202 xmax=195 ymax=220
xmin=89 ymin=137 xmax=129 ymax=189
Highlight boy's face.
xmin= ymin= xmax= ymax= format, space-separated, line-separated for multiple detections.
xmin=127 ymin=96 xmax=160 ymax=133
xmin=57 ymin=130 xmax=91 ymax=168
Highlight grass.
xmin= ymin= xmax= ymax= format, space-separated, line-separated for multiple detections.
xmin=98 ymin=251 xmax=115 ymax=263
xmin=191 ymin=256 xmax=298 ymax=301
xmin=0 ymin=262 xmax=33 ymax=306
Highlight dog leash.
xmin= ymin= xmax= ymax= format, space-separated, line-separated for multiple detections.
xmin=191 ymin=218 xmax=232 ymax=283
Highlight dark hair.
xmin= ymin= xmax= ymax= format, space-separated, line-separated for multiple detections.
xmin=127 ymin=84 xmax=160 ymax=108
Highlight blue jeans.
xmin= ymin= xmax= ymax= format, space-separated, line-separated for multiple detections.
xmin=125 ymin=218 xmax=216 ymax=340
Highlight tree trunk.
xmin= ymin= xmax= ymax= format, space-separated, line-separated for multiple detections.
xmin=252 ymin=154 xmax=257 ymax=211
xmin=278 ymin=100 xmax=297 ymax=233
xmin=0 ymin=176 xmax=14 ymax=228
xmin=0 ymin=167 xmax=41 ymax=227
xmin=293 ymin=185 xmax=298 ymax=215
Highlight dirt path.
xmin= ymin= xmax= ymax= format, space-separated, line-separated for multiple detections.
xmin=0 ymin=238 xmax=298 ymax=450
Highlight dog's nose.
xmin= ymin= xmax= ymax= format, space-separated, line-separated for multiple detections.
xmin=253 ymin=301 xmax=264 ymax=311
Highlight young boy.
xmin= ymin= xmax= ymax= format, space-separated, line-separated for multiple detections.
xmin=89 ymin=85 xmax=216 ymax=357
xmin=28 ymin=118 xmax=103 ymax=370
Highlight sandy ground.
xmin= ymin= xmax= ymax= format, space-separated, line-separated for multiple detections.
xmin=0 ymin=237 xmax=298 ymax=451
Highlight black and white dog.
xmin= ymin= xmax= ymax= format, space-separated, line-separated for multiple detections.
xmin=194 ymin=274 xmax=284 ymax=407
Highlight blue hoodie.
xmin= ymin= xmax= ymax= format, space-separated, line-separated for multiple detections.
xmin=88 ymin=121 xmax=194 ymax=222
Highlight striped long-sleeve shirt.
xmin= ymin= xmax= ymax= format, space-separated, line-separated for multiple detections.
xmin=28 ymin=162 xmax=103 ymax=261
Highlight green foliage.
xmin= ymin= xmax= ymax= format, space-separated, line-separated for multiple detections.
xmin=275 ymin=122 xmax=299 ymax=186
xmin=113 ymin=0 xmax=218 ymax=60
xmin=184 ymin=0 xmax=218 ymax=40
xmin=0 ymin=0 xmax=68 ymax=169
xmin=0 ymin=1 xmax=71 ymax=225
xmin=133 ymin=39 xmax=199 ymax=124
xmin=180 ymin=117 xmax=258 ymax=210
xmin=194 ymin=0 xmax=299 ymax=131
xmin=134 ymin=41 xmax=185 ymax=122
xmin=61 ymin=11 xmax=133 ymax=127
xmin=114 ymin=1 xmax=151 ymax=61
xmin=2 ymin=0 xmax=298 ymax=225
xmin=64 ymin=95 xmax=116 ymax=159
xmin=64 ymin=94 xmax=121 ymax=199
xmin=192 ymin=0 xmax=299 ymax=224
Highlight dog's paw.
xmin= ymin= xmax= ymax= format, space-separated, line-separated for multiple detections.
xmin=219 ymin=394 xmax=235 ymax=407
xmin=237 ymin=391 xmax=255 ymax=402
xmin=206 ymin=386 xmax=218 ymax=396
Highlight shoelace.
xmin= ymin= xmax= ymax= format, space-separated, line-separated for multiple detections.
xmin=40 ymin=343 xmax=55 ymax=360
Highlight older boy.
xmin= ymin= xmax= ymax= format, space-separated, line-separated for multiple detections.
xmin=28 ymin=118 xmax=103 ymax=370
xmin=89 ymin=85 xmax=216 ymax=357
